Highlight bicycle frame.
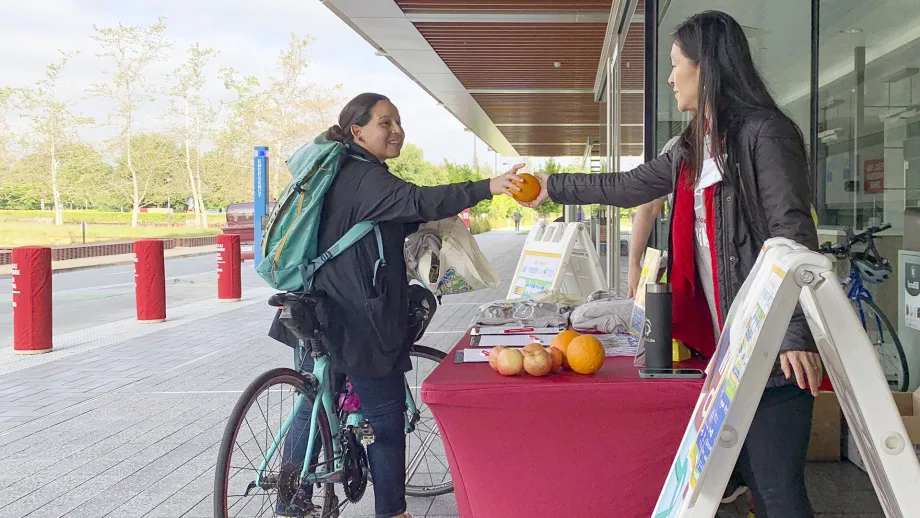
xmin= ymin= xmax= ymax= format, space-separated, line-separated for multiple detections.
xmin=845 ymin=266 xmax=887 ymax=342
xmin=254 ymin=343 xmax=421 ymax=487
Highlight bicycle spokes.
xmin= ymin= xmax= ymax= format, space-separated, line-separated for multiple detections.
xmin=221 ymin=378 xmax=336 ymax=517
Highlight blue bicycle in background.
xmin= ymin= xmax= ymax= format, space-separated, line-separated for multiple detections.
xmin=820 ymin=223 xmax=909 ymax=392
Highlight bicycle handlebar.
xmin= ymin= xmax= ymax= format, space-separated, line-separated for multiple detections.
xmin=819 ymin=222 xmax=891 ymax=258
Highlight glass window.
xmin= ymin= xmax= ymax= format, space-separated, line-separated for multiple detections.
xmin=656 ymin=0 xmax=812 ymax=152
xmin=816 ymin=0 xmax=920 ymax=231
xmin=653 ymin=0 xmax=812 ymax=249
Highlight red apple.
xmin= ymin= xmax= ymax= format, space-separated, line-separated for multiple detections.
xmin=488 ymin=346 xmax=508 ymax=371
xmin=523 ymin=348 xmax=553 ymax=377
xmin=496 ymin=348 xmax=525 ymax=376
xmin=547 ymin=347 xmax=563 ymax=372
xmin=522 ymin=343 xmax=544 ymax=355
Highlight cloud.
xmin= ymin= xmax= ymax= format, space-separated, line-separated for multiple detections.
xmin=0 ymin=0 xmax=501 ymax=166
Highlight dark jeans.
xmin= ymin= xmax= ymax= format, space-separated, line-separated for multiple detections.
xmin=280 ymin=353 xmax=407 ymax=518
xmin=737 ymin=384 xmax=815 ymax=518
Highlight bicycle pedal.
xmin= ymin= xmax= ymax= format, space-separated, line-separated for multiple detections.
xmin=357 ymin=421 xmax=375 ymax=446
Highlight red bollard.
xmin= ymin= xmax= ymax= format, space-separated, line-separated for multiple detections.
xmin=12 ymin=246 xmax=53 ymax=354
xmin=134 ymin=239 xmax=166 ymax=323
xmin=217 ymin=234 xmax=242 ymax=302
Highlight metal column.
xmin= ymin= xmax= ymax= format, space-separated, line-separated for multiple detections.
xmin=607 ymin=54 xmax=621 ymax=293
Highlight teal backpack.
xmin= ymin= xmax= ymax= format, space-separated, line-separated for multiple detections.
xmin=256 ymin=133 xmax=384 ymax=292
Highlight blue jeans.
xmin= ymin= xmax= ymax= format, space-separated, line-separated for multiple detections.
xmin=280 ymin=352 xmax=407 ymax=518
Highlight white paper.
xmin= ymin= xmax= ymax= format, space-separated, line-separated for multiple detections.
xmin=472 ymin=325 xmax=567 ymax=336
xmin=460 ymin=348 xmax=493 ymax=363
xmin=472 ymin=334 xmax=558 ymax=347
xmin=600 ymin=334 xmax=639 ymax=357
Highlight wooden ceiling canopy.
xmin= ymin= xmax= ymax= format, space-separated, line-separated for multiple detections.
xmin=394 ymin=0 xmax=645 ymax=158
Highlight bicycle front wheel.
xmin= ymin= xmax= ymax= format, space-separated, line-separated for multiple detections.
xmin=404 ymin=345 xmax=453 ymax=497
xmin=855 ymin=297 xmax=909 ymax=392
xmin=214 ymin=368 xmax=338 ymax=518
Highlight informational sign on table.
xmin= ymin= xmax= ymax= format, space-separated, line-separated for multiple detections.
xmin=511 ymin=251 xmax=562 ymax=297
xmin=905 ymin=262 xmax=920 ymax=332
xmin=629 ymin=247 xmax=663 ymax=335
xmin=506 ymin=222 xmax=606 ymax=301
xmin=654 ymin=239 xmax=920 ymax=518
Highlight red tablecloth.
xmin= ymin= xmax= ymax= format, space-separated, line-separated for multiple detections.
xmin=421 ymin=333 xmax=706 ymax=518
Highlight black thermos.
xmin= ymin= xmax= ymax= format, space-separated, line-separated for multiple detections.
xmin=644 ymin=283 xmax=673 ymax=369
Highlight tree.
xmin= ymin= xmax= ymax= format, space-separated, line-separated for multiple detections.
xmin=388 ymin=144 xmax=443 ymax=186
xmin=109 ymin=133 xmax=183 ymax=210
xmin=534 ymin=158 xmax=564 ymax=218
xmin=0 ymin=87 xmax=13 ymax=172
xmin=262 ymin=33 xmax=341 ymax=197
xmin=58 ymin=143 xmax=114 ymax=209
xmin=88 ymin=17 xmax=171 ymax=226
xmin=21 ymin=51 xmax=93 ymax=224
xmin=167 ymin=43 xmax=217 ymax=228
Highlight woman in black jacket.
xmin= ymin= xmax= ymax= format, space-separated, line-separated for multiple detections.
xmin=524 ymin=11 xmax=821 ymax=517
xmin=278 ymin=93 xmax=522 ymax=518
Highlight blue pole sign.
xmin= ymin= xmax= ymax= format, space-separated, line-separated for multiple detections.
xmin=253 ymin=146 xmax=269 ymax=268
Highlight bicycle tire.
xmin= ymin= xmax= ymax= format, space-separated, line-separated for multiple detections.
xmin=215 ymin=368 xmax=337 ymax=518
xmin=403 ymin=345 xmax=452 ymax=497
xmin=855 ymin=297 xmax=910 ymax=392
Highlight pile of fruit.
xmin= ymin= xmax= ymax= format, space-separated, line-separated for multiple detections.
xmin=488 ymin=330 xmax=605 ymax=377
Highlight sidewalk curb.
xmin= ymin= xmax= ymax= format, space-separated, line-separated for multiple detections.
xmin=0 ymin=246 xmax=222 ymax=279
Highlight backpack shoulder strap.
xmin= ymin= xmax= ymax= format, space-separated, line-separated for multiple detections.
xmin=299 ymin=222 xmax=386 ymax=291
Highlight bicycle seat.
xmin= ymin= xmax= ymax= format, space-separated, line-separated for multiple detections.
xmin=269 ymin=292 xmax=325 ymax=341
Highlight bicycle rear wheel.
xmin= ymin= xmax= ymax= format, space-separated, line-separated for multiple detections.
xmin=215 ymin=368 xmax=338 ymax=518
xmin=854 ymin=297 xmax=909 ymax=392
xmin=404 ymin=345 xmax=452 ymax=497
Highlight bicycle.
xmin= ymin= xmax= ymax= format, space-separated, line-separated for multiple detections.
xmin=214 ymin=287 xmax=451 ymax=517
xmin=820 ymin=223 xmax=909 ymax=392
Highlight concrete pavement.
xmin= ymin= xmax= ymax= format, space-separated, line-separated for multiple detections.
xmin=0 ymin=229 xmax=885 ymax=517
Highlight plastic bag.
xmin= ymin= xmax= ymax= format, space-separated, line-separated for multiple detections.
xmin=571 ymin=297 xmax=633 ymax=334
xmin=472 ymin=291 xmax=577 ymax=328
xmin=412 ymin=216 xmax=500 ymax=296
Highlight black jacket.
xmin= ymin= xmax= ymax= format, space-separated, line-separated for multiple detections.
xmin=291 ymin=143 xmax=490 ymax=378
xmin=548 ymin=110 xmax=818 ymax=388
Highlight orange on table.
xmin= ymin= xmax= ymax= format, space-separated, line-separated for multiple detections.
xmin=549 ymin=329 xmax=580 ymax=368
xmin=510 ymin=173 xmax=541 ymax=203
xmin=566 ymin=335 xmax=605 ymax=375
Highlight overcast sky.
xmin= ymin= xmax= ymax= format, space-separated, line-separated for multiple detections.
xmin=0 ymin=0 xmax=538 ymax=169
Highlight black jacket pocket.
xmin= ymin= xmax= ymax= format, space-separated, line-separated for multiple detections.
xmin=364 ymin=283 xmax=402 ymax=354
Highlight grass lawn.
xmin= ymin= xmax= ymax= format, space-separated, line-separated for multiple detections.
xmin=0 ymin=222 xmax=220 ymax=248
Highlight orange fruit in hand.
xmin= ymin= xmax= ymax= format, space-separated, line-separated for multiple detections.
xmin=566 ymin=335 xmax=605 ymax=375
xmin=510 ymin=173 xmax=541 ymax=203
xmin=549 ymin=329 xmax=580 ymax=369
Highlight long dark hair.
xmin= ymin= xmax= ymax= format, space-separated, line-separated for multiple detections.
xmin=324 ymin=93 xmax=389 ymax=142
xmin=673 ymin=11 xmax=803 ymax=184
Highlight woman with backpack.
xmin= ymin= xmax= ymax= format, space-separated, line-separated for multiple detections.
xmin=275 ymin=92 xmax=523 ymax=518
xmin=522 ymin=11 xmax=821 ymax=518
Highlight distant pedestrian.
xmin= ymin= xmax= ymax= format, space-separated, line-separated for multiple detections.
xmin=512 ymin=209 xmax=522 ymax=231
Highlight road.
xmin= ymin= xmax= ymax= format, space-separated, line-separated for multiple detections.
xmin=0 ymin=255 xmax=264 ymax=341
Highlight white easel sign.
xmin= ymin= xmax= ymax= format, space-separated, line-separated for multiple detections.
xmin=506 ymin=222 xmax=606 ymax=301
xmin=653 ymin=238 xmax=920 ymax=518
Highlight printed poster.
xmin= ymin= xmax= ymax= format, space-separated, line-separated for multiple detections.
xmin=511 ymin=251 xmax=562 ymax=298
xmin=652 ymin=263 xmax=787 ymax=517
xmin=906 ymin=262 xmax=920 ymax=332
xmin=630 ymin=248 xmax=663 ymax=335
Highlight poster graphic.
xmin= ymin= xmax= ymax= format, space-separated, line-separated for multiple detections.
xmin=864 ymin=159 xmax=884 ymax=195
xmin=511 ymin=251 xmax=561 ymax=297
xmin=630 ymin=248 xmax=663 ymax=335
xmin=652 ymin=264 xmax=787 ymax=517
xmin=906 ymin=262 xmax=920 ymax=332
